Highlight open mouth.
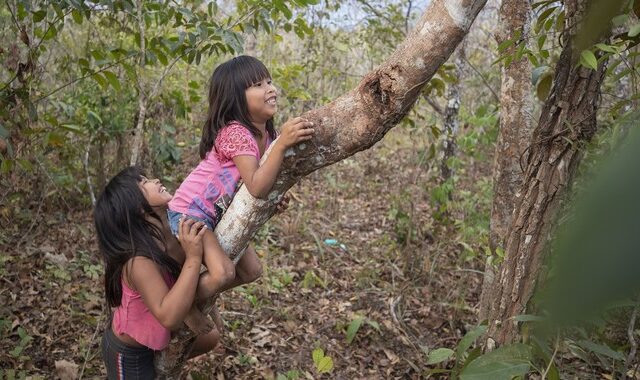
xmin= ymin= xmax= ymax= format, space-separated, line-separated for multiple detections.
xmin=265 ymin=97 xmax=277 ymax=105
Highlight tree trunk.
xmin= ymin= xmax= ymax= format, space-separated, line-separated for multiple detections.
xmin=129 ymin=0 xmax=146 ymax=166
xmin=483 ymin=0 xmax=611 ymax=346
xmin=440 ymin=42 xmax=465 ymax=184
xmin=155 ymin=0 xmax=488 ymax=375
xmin=478 ymin=0 xmax=533 ymax=321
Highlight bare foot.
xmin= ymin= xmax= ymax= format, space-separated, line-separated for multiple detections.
xmin=183 ymin=305 xmax=216 ymax=335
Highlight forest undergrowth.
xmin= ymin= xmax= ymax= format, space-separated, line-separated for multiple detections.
xmin=0 ymin=124 xmax=492 ymax=379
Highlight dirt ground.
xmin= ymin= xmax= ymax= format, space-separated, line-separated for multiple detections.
xmin=0 ymin=127 xmax=490 ymax=379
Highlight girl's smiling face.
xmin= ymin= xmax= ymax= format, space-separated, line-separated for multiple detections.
xmin=139 ymin=176 xmax=173 ymax=207
xmin=246 ymin=78 xmax=277 ymax=125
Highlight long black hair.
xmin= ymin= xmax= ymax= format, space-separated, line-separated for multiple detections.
xmin=94 ymin=166 xmax=181 ymax=307
xmin=199 ymin=55 xmax=277 ymax=159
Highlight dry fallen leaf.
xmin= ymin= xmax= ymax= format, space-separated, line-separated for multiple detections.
xmin=55 ymin=359 xmax=79 ymax=380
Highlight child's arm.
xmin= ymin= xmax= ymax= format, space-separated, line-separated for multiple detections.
xmin=129 ymin=218 xmax=207 ymax=330
xmin=234 ymin=117 xmax=314 ymax=199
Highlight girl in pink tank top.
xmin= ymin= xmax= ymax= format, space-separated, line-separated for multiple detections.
xmin=167 ymin=56 xmax=315 ymax=302
xmin=95 ymin=166 xmax=220 ymax=378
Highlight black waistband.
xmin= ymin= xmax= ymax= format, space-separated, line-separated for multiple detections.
xmin=103 ymin=328 xmax=155 ymax=355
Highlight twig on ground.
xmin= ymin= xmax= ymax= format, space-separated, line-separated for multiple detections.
xmin=625 ymin=299 xmax=639 ymax=378
xmin=541 ymin=334 xmax=559 ymax=379
xmin=83 ymin=142 xmax=96 ymax=207
xmin=79 ymin=315 xmax=104 ymax=379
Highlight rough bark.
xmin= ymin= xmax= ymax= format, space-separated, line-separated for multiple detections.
xmin=155 ymin=0 xmax=488 ymax=375
xmin=478 ymin=0 xmax=533 ymax=321
xmin=484 ymin=0 xmax=610 ymax=346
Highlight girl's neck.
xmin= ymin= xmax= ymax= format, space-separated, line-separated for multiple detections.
xmin=251 ymin=120 xmax=267 ymax=134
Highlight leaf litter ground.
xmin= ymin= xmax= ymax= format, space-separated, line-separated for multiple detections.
xmin=0 ymin=127 xmax=490 ymax=379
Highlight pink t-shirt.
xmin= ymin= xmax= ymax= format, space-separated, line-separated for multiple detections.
xmin=113 ymin=271 xmax=176 ymax=350
xmin=169 ymin=122 xmax=272 ymax=222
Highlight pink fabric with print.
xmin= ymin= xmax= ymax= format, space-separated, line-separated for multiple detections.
xmin=168 ymin=121 xmax=271 ymax=222
xmin=112 ymin=272 xmax=176 ymax=350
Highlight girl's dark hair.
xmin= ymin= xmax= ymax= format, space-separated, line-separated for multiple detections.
xmin=199 ymin=55 xmax=277 ymax=159
xmin=94 ymin=166 xmax=181 ymax=307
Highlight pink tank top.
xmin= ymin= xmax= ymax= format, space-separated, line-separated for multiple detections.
xmin=112 ymin=271 xmax=176 ymax=350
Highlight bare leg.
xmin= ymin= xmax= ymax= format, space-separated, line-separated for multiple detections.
xmin=217 ymin=244 xmax=263 ymax=292
xmin=183 ymin=303 xmax=215 ymax=335
xmin=196 ymin=230 xmax=236 ymax=299
xmin=187 ymin=328 xmax=221 ymax=359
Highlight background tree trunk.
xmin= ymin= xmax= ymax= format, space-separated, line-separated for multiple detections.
xmin=155 ymin=0 xmax=489 ymax=375
xmin=440 ymin=42 xmax=466 ymax=184
xmin=478 ymin=0 xmax=533 ymax=322
xmin=483 ymin=0 xmax=611 ymax=347
xmin=129 ymin=0 xmax=147 ymax=166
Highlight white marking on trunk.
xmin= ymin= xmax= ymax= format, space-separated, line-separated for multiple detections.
xmin=444 ymin=0 xmax=481 ymax=31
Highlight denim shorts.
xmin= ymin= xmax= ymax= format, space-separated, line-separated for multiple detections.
xmin=167 ymin=209 xmax=221 ymax=237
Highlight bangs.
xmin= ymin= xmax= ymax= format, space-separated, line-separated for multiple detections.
xmin=234 ymin=56 xmax=271 ymax=88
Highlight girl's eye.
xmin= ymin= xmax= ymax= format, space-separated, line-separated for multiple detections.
xmin=253 ymin=82 xmax=262 ymax=87
xmin=267 ymin=80 xmax=272 ymax=85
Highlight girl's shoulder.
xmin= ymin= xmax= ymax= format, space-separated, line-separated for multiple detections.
xmin=215 ymin=121 xmax=259 ymax=157
xmin=122 ymin=255 xmax=171 ymax=291
xmin=219 ymin=121 xmax=252 ymax=137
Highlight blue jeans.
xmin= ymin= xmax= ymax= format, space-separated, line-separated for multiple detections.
xmin=167 ymin=209 xmax=221 ymax=237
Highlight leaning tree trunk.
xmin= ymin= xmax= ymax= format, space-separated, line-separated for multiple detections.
xmin=154 ymin=0 xmax=489 ymax=375
xmin=483 ymin=0 xmax=613 ymax=347
xmin=478 ymin=0 xmax=533 ymax=322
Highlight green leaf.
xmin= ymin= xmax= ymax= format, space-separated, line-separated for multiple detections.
xmin=316 ymin=356 xmax=333 ymax=374
xmin=42 ymin=25 xmax=58 ymax=40
xmin=32 ymin=10 xmax=47 ymax=23
xmin=536 ymin=72 xmax=553 ymax=102
xmin=345 ymin=316 xmax=363 ymax=344
xmin=366 ymin=320 xmax=380 ymax=331
xmin=60 ymin=124 xmax=83 ymax=133
xmin=92 ymin=73 xmax=108 ymax=90
xmin=580 ymin=50 xmax=598 ymax=70
xmin=577 ymin=340 xmax=625 ymax=360
xmin=17 ymin=159 xmax=33 ymax=172
xmin=312 ymin=348 xmax=324 ymax=366
xmin=103 ymin=71 xmax=121 ymax=91
xmin=595 ymin=43 xmax=618 ymax=54
xmin=628 ymin=23 xmax=640 ymax=38
xmin=455 ymin=325 xmax=487 ymax=363
xmin=0 ymin=125 xmax=9 ymax=139
xmin=535 ymin=6 xmax=558 ymax=33
xmin=612 ymin=14 xmax=629 ymax=27
xmin=78 ymin=58 xmax=90 ymax=68
xmin=1 ymin=159 xmax=13 ymax=174
xmin=72 ymin=9 xmax=83 ymax=24
xmin=426 ymin=348 xmax=454 ymax=365
xmin=460 ymin=343 xmax=532 ymax=380
xmin=46 ymin=132 xmax=64 ymax=147
xmin=87 ymin=110 xmax=103 ymax=126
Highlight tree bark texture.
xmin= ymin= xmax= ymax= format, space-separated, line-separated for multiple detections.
xmin=478 ymin=0 xmax=533 ymax=322
xmin=155 ymin=0 xmax=489 ymax=375
xmin=484 ymin=0 xmax=610 ymax=346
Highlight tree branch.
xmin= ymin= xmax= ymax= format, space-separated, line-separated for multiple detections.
xmin=462 ymin=55 xmax=500 ymax=103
